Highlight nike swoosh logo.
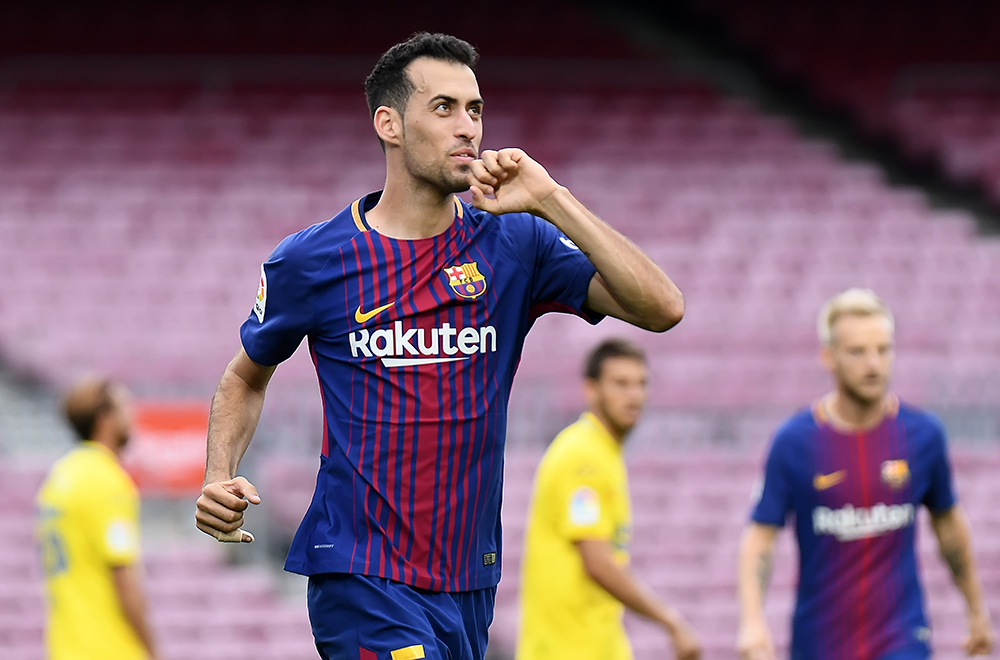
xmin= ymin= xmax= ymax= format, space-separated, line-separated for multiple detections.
xmin=354 ymin=302 xmax=394 ymax=324
xmin=813 ymin=470 xmax=847 ymax=491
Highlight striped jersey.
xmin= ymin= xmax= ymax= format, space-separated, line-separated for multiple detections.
xmin=751 ymin=396 xmax=957 ymax=660
xmin=241 ymin=192 xmax=601 ymax=591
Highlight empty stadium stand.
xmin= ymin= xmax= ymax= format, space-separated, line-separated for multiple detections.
xmin=2 ymin=81 xmax=998 ymax=429
xmin=686 ymin=0 xmax=1000 ymax=203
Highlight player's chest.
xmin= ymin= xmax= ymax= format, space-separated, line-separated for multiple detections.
xmin=330 ymin=235 xmax=527 ymax=320
xmin=807 ymin=432 xmax=918 ymax=509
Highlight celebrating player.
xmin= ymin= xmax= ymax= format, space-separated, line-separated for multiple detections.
xmin=517 ymin=338 xmax=701 ymax=660
xmin=37 ymin=377 xmax=157 ymax=660
xmin=736 ymin=288 xmax=995 ymax=660
xmin=194 ymin=32 xmax=684 ymax=660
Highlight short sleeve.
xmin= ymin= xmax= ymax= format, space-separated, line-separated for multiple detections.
xmin=923 ymin=420 xmax=958 ymax=513
xmin=87 ymin=481 xmax=140 ymax=566
xmin=751 ymin=430 xmax=794 ymax=527
xmin=240 ymin=234 xmax=315 ymax=366
xmin=519 ymin=215 xmax=602 ymax=324
xmin=552 ymin=454 xmax=616 ymax=542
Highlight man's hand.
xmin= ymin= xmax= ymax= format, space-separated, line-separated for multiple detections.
xmin=195 ymin=476 xmax=260 ymax=543
xmin=467 ymin=148 xmax=560 ymax=217
xmin=965 ymin=610 xmax=995 ymax=656
xmin=737 ymin=617 xmax=775 ymax=660
xmin=668 ymin=617 xmax=702 ymax=660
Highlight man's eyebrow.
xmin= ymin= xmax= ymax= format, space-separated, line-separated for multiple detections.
xmin=429 ymin=94 xmax=484 ymax=106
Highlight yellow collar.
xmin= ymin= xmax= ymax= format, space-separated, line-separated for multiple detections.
xmin=581 ymin=412 xmax=623 ymax=453
xmin=80 ymin=440 xmax=117 ymax=460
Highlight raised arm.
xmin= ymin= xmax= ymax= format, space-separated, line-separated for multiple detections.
xmin=577 ymin=539 xmax=701 ymax=660
xmin=194 ymin=348 xmax=275 ymax=543
xmin=467 ymin=148 xmax=684 ymax=332
xmin=736 ymin=522 xmax=780 ymax=660
xmin=930 ymin=505 xmax=995 ymax=656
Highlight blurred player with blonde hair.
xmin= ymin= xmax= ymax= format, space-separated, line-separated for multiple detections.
xmin=36 ymin=377 xmax=158 ymax=660
xmin=518 ymin=338 xmax=700 ymax=660
xmin=737 ymin=288 xmax=994 ymax=660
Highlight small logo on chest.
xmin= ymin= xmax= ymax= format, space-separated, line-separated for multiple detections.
xmin=445 ymin=262 xmax=487 ymax=300
xmin=813 ymin=470 xmax=847 ymax=491
xmin=881 ymin=460 xmax=910 ymax=490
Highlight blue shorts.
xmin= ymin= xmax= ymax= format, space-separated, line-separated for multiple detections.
xmin=307 ymin=573 xmax=496 ymax=660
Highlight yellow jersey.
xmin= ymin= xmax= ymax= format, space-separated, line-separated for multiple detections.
xmin=517 ymin=412 xmax=633 ymax=660
xmin=36 ymin=441 xmax=146 ymax=660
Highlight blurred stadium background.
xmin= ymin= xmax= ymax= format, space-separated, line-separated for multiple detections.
xmin=1 ymin=1 xmax=998 ymax=659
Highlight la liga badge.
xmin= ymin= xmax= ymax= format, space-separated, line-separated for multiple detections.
xmin=446 ymin=262 xmax=487 ymax=300
xmin=254 ymin=263 xmax=267 ymax=322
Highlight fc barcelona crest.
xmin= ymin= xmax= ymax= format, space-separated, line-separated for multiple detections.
xmin=881 ymin=460 xmax=910 ymax=490
xmin=446 ymin=262 xmax=487 ymax=300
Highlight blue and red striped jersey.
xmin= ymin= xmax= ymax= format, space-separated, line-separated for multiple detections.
xmin=241 ymin=192 xmax=601 ymax=591
xmin=751 ymin=396 xmax=957 ymax=660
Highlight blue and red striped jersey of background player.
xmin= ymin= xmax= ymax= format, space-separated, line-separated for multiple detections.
xmin=751 ymin=394 xmax=957 ymax=660
xmin=241 ymin=192 xmax=602 ymax=592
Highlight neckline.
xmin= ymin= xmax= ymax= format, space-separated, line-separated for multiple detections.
xmin=811 ymin=392 xmax=899 ymax=434
xmin=351 ymin=191 xmax=465 ymax=242
xmin=581 ymin=412 xmax=624 ymax=453
xmin=80 ymin=440 xmax=117 ymax=459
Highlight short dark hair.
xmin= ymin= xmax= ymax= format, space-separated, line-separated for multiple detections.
xmin=584 ymin=338 xmax=647 ymax=381
xmin=63 ymin=378 xmax=114 ymax=441
xmin=364 ymin=32 xmax=479 ymax=147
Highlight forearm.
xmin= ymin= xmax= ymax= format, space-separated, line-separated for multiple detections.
xmin=933 ymin=508 xmax=987 ymax=617
xmin=204 ymin=358 xmax=267 ymax=483
xmin=112 ymin=566 xmax=156 ymax=656
xmin=583 ymin=549 xmax=683 ymax=632
xmin=738 ymin=525 xmax=776 ymax=625
xmin=535 ymin=187 xmax=684 ymax=330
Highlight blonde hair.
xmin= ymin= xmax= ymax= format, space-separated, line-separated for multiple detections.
xmin=817 ymin=288 xmax=894 ymax=345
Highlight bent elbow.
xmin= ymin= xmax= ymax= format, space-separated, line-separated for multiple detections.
xmin=645 ymin=293 xmax=685 ymax=333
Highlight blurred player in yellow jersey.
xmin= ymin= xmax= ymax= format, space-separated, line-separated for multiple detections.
xmin=517 ymin=338 xmax=700 ymax=660
xmin=36 ymin=377 xmax=158 ymax=660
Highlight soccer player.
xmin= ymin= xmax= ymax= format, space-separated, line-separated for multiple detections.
xmin=36 ymin=377 xmax=157 ymax=660
xmin=193 ymin=32 xmax=684 ymax=660
xmin=517 ymin=338 xmax=701 ymax=660
xmin=736 ymin=288 xmax=995 ymax=660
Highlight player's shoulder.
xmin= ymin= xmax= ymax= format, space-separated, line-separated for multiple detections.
xmin=896 ymin=399 xmax=948 ymax=444
xmin=269 ymin=199 xmax=366 ymax=264
xmin=461 ymin=200 xmax=548 ymax=240
xmin=771 ymin=406 xmax=819 ymax=447
xmin=896 ymin=399 xmax=944 ymax=429
xmin=542 ymin=416 xmax=614 ymax=470
xmin=42 ymin=444 xmax=136 ymax=500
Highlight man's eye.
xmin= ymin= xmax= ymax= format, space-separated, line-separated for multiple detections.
xmin=436 ymin=103 xmax=449 ymax=111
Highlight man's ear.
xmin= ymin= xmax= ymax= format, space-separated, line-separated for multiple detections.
xmin=820 ymin=344 xmax=836 ymax=375
xmin=373 ymin=106 xmax=403 ymax=148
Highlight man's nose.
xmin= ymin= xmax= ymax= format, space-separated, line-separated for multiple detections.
xmin=455 ymin=112 xmax=477 ymax=140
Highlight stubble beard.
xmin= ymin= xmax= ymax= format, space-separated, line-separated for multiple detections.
xmin=841 ymin=376 xmax=887 ymax=409
xmin=403 ymin=146 xmax=471 ymax=195
xmin=117 ymin=427 xmax=131 ymax=451
xmin=598 ymin=401 xmax=639 ymax=440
